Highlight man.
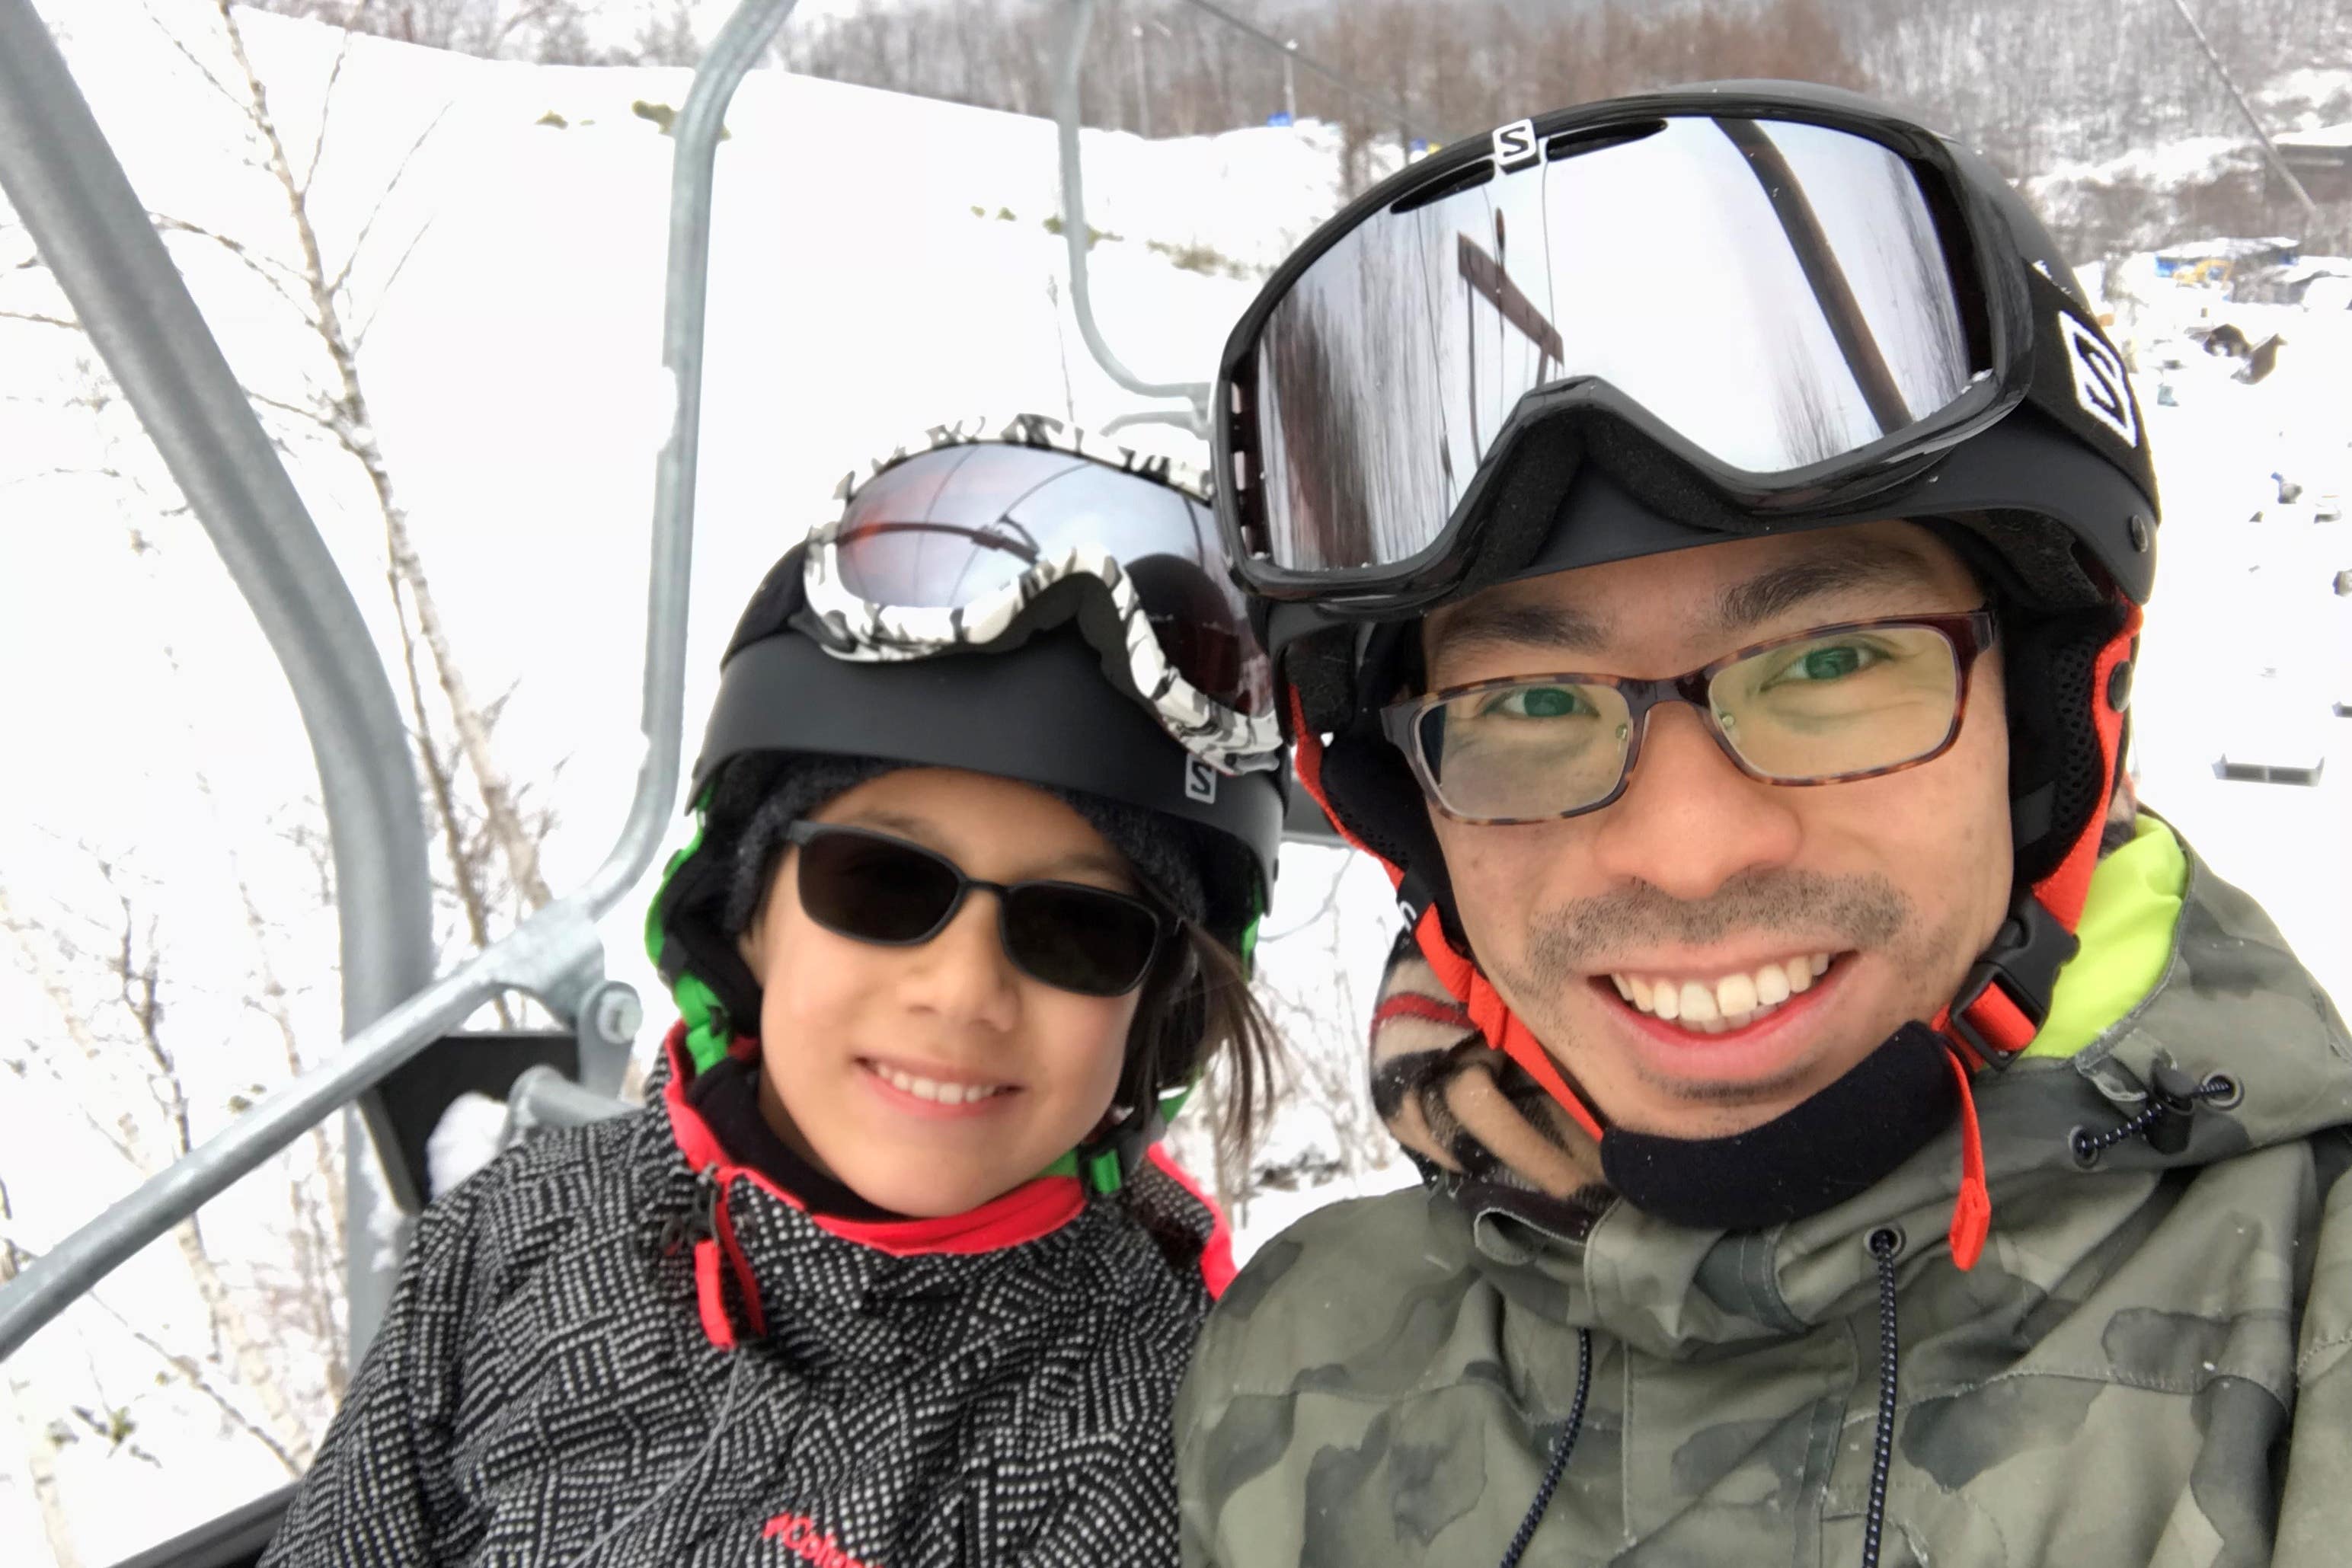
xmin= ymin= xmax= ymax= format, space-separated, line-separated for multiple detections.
xmin=1181 ymin=85 xmax=2352 ymax=1566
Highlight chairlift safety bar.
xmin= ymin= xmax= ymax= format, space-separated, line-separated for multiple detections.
xmin=0 ymin=0 xmax=808 ymax=1366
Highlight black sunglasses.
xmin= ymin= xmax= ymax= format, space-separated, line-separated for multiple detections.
xmin=783 ymin=822 xmax=1165 ymax=997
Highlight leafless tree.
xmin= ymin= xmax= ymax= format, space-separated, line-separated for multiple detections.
xmin=1 ymin=1182 xmax=81 ymax=1568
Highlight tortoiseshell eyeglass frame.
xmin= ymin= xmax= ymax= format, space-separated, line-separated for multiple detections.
xmin=1381 ymin=610 xmax=2000 ymax=826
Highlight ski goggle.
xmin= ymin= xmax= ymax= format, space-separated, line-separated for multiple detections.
xmin=785 ymin=822 xmax=1165 ymax=996
xmin=801 ymin=420 xmax=1283 ymax=776
xmin=1214 ymin=97 xmax=2038 ymax=608
xmin=1385 ymin=612 xmax=1998 ymax=824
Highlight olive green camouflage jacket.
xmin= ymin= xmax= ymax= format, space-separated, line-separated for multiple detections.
xmin=1178 ymin=824 xmax=2352 ymax=1566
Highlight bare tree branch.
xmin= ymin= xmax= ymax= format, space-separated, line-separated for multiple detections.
xmin=137 ymin=0 xmax=267 ymax=129
xmin=0 ymin=1181 xmax=81 ymax=1568
xmin=298 ymin=16 xmax=363 ymax=199
xmin=85 ymin=1293 xmax=304 ymax=1477
xmin=327 ymin=105 xmax=449 ymax=304
xmin=0 ymin=308 xmax=81 ymax=331
xmin=0 ymin=870 xmax=319 ymax=1470
xmin=150 ymin=213 xmax=319 ymax=323
xmin=215 ymin=0 xmax=556 ymax=914
xmin=348 ymin=216 xmax=434 ymax=354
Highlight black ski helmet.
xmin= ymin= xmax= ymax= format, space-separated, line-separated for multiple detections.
xmin=1229 ymin=85 xmax=2158 ymax=1257
xmin=647 ymin=419 xmax=1286 ymax=1109
xmin=1253 ymin=82 xmax=2154 ymax=1012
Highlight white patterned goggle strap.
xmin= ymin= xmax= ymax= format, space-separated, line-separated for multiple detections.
xmin=801 ymin=418 xmax=1283 ymax=778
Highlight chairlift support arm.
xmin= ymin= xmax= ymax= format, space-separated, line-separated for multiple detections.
xmin=1053 ymin=0 xmax=1208 ymax=431
xmin=0 ymin=0 xmax=807 ymax=1368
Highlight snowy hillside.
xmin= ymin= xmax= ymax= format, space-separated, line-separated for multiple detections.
xmin=2 ymin=5 xmax=2349 ymax=1563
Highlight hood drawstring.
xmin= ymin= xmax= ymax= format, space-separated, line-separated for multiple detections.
xmin=1497 ymin=1327 xmax=1593 ymax=1568
xmin=1860 ymin=1226 xmax=1903 ymax=1568
xmin=1495 ymin=1236 xmax=1907 ymax=1568
xmin=2071 ymin=1062 xmax=2235 ymax=1166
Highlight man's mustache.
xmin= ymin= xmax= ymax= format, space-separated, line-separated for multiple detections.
xmin=1523 ymin=869 xmax=1912 ymax=972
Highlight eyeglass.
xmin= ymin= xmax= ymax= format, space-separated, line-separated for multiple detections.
xmin=1382 ymin=611 xmax=1997 ymax=824
xmin=784 ymin=822 xmax=1166 ymax=996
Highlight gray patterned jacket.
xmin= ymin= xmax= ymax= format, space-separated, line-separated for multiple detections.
xmin=262 ymin=1027 xmax=1223 ymax=1567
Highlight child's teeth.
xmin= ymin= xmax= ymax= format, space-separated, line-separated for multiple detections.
xmin=879 ymin=1065 xmax=1002 ymax=1104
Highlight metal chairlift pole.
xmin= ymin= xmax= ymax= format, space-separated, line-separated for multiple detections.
xmin=1054 ymin=0 xmax=1209 ymax=436
xmin=0 ymin=0 xmax=438 ymax=1355
xmin=0 ymin=0 xmax=807 ymax=1367
xmin=2165 ymin=0 xmax=2322 ymax=230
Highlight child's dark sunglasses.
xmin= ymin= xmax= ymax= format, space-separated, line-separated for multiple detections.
xmin=783 ymin=822 xmax=1166 ymax=997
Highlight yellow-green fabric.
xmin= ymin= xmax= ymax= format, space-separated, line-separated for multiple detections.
xmin=2021 ymin=813 xmax=2190 ymax=1060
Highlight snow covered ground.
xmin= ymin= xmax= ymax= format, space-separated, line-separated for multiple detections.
xmin=0 ymin=5 xmax=2347 ymax=1561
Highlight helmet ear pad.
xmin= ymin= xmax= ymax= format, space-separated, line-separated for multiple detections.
xmin=1992 ymin=596 xmax=2133 ymax=889
xmin=1289 ymin=622 xmax=1472 ymax=953
xmin=1119 ymin=939 xmax=1206 ymax=1116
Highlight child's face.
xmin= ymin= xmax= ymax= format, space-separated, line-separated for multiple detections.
xmin=736 ymin=767 xmax=1146 ymax=1217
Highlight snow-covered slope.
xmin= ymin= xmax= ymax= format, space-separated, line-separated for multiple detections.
xmin=0 ymin=8 xmax=1382 ymax=1560
xmin=2 ymin=7 xmax=2348 ymax=1561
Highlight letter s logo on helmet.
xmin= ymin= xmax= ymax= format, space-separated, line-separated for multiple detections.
xmin=2063 ymin=316 xmax=2140 ymax=449
xmin=1492 ymin=118 xmax=1539 ymax=170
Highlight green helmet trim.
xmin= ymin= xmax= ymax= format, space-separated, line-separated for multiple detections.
xmin=646 ymin=795 xmax=738 ymax=1076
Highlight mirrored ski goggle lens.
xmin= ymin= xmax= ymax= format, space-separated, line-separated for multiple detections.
xmin=794 ymin=828 xmax=1163 ymax=995
xmin=1411 ymin=624 xmax=1964 ymax=819
xmin=1249 ymin=116 xmax=1976 ymax=573
xmin=832 ymin=443 xmax=1271 ymax=714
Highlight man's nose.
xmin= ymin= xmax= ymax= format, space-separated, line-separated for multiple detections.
xmin=1584 ymin=699 xmax=1802 ymax=899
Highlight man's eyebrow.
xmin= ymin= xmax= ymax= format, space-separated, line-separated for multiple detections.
xmin=1424 ymin=535 xmax=1956 ymax=668
xmin=1708 ymin=536 xmax=1956 ymax=635
xmin=1425 ymin=599 xmax=1612 ymax=665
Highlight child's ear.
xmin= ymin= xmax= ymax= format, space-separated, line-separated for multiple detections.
xmin=737 ymin=912 xmax=766 ymax=981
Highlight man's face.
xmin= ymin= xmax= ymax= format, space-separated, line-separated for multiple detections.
xmin=1421 ymin=519 xmax=2012 ymax=1139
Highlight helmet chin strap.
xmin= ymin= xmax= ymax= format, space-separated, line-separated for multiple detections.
xmin=1286 ymin=604 xmax=2140 ymax=1269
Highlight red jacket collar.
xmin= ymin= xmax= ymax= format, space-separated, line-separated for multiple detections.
xmin=657 ymin=1023 xmax=1087 ymax=1260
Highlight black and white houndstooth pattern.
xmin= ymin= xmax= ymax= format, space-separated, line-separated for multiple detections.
xmin=799 ymin=414 xmax=1283 ymax=778
xmin=260 ymin=1063 xmax=1217 ymax=1567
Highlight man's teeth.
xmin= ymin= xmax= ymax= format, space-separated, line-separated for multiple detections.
xmin=1609 ymin=954 xmax=1836 ymax=1035
xmin=872 ymin=1063 xmax=1007 ymax=1105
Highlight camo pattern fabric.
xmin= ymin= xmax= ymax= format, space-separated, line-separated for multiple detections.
xmin=1178 ymin=843 xmax=2352 ymax=1567
xmin=797 ymin=414 xmax=1283 ymax=777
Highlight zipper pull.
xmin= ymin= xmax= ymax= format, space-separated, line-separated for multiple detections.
xmin=659 ymin=1164 xmax=724 ymax=1256
xmin=688 ymin=1165 xmax=737 ymax=1350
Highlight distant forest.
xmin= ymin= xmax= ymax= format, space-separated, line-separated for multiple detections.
xmin=260 ymin=0 xmax=2352 ymax=254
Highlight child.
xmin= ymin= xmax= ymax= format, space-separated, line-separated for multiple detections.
xmin=263 ymin=417 xmax=1287 ymax=1567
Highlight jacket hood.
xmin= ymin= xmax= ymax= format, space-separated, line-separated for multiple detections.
xmin=1372 ymin=819 xmax=2352 ymax=1361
